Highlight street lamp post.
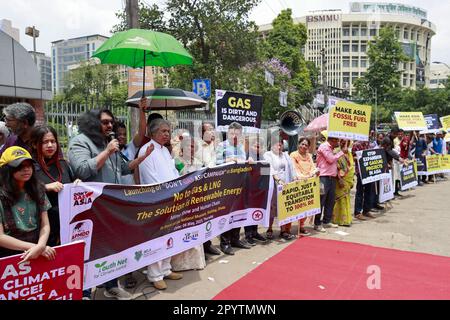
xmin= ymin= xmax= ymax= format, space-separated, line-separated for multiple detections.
xmin=366 ymin=84 xmax=377 ymax=132
xmin=25 ymin=26 xmax=40 ymax=65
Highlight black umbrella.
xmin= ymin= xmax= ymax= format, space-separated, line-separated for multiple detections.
xmin=126 ymin=88 xmax=207 ymax=110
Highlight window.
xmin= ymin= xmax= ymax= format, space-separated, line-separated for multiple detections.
xmin=403 ymin=78 xmax=407 ymax=86
xmin=352 ymin=72 xmax=359 ymax=82
xmin=343 ymin=28 xmax=350 ymax=36
xmin=343 ymin=44 xmax=350 ymax=52
xmin=361 ymin=59 xmax=367 ymax=68
xmin=361 ymin=44 xmax=367 ymax=52
xmin=343 ymin=72 xmax=350 ymax=84
xmin=352 ymin=59 xmax=359 ymax=68
xmin=343 ymin=59 xmax=350 ymax=67
xmin=352 ymin=28 xmax=359 ymax=36
xmin=352 ymin=44 xmax=359 ymax=52
xmin=404 ymin=30 xmax=409 ymax=40
xmin=361 ymin=28 xmax=367 ymax=36
xmin=370 ymin=29 xmax=377 ymax=36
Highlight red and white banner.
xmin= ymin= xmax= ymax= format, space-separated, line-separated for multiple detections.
xmin=0 ymin=242 xmax=84 ymax=300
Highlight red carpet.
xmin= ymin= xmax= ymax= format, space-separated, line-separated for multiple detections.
xmin=213 ymin=238 xmax=450 ymax=300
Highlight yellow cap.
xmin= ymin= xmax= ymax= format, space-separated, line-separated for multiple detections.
xmin=0 ymin=146 xmax=33 ymax=168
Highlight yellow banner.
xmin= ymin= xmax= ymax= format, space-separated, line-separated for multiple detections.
xmin=395 ymin=112 xmax=427 ymax=131
xmin=440 ymin=115 xmax=450 ymax=133
xmin=328 ymin=101 xmax=372 ymax=141
xmin=426 ymin=155 xmax=441 ymax=173
xmin=277 ymin=177 xmax=321 ymax=226
xmin=441 ymin=155 xmax=450 ymax=173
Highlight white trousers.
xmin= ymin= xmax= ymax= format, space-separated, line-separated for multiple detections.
xmin=146 ymin=257 xmax=172 ymax=282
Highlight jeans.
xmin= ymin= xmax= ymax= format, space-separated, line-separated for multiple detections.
xmin=315 ymin=176 xmax=337 ymax=226
xmin=354 ymin=175 xmax=374 ymax=214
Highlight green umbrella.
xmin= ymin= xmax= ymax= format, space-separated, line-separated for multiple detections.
xmin=92 ymin=29 xmax=193 ymax=96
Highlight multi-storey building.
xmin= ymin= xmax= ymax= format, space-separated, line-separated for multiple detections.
xmin=51 ymin=34 xmax=108 ymax=94
xmin=29 ymin=51 xmax=52 ymax=92
xmin=259 ymin=2 xmax=436 ymax=95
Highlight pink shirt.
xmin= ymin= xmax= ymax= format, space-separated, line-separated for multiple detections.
xmin=316 ymin=142 xmax=344 ymax=177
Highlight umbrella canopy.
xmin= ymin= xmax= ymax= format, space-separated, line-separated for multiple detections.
xmin=126 ymin=88 xmax=207 ymax=110
xmin=304 ymin=113 xmax=329 ymax=132
xmin=92 ymin=29 xmax=193 ymax=68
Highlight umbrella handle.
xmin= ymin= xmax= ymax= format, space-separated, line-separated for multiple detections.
xmin=142 ymin=50 xmax=146 ymax=99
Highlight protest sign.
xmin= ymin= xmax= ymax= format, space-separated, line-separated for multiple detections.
xmin=421 ymin=114 xmax=441 ymax=134
xmin=379 ymin=171 xmax=394 ymax=203
xmin=357 ymin=149 xmax=390 ymax=184
xmin=327 ymin=101 xmax=372 ymax=141
xmin=215 ymin=90 xmax=263 ymax=133
xmin=394 ymin=112 xmax=427 ymax=131
xmin=416 ymin=156 xmax=428 ymax=175
xmin=400 ymin=162 xmax=418 ymax=191
xmin=59 ymin=163 xmax=272 ymax=289
xmin=441 ymin=155 xmax=450 ymax=173
xmin=0 ymin=242 xmax=84 ymax=300
xmin=277 ymin=177 xmax=321 ymax=226
xmin=440 ymin=115 xmax=450 ymax=133
xmin=426 ymin=155 xmax=442 ymax=174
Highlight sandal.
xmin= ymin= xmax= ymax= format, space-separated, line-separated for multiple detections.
xmin=265 ymin=230 xmax=274 ymax=240
xmin=124 ymin=274 xmax=137 ymax=289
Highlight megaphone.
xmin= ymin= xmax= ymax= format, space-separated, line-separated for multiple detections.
xmin=279 ymin=110 xmax=305 ymax=136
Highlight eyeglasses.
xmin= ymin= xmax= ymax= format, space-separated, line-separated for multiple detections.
xmin=101 ymin=119 xmax=114 ymax=125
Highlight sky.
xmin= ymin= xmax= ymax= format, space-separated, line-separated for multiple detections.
xmin=1 ymin=0 xmax=449 ymax=64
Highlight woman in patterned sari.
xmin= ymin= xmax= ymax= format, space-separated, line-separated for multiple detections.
xmin=332 ymin=139 xmax=354 ymax=227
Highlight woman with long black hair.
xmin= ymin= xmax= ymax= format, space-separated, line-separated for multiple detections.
xmin=31 ymin=125 xmax=76 ymax=247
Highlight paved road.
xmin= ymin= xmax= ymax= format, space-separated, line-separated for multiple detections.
xmin=94 ymin=178 xmax=450 ymax=300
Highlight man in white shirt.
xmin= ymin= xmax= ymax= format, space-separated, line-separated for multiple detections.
xmin=138 ymin=118 xmax=183 ymax=290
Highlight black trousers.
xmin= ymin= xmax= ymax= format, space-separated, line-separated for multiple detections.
xmin=244 ymin=225 xmax=258 ymax=238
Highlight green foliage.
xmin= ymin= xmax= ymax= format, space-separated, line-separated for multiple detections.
xmin=55 ymin=61 xmax=127 ymax=108
xmin=355 ymin=27 xmax=409 ymax=104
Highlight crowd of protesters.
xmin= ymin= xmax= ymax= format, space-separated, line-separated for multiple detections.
xmin=0 ymin=102 xmax=448 ymax=300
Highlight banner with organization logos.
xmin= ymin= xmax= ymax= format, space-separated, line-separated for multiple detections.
xmin=0 ymin=242 xmax=84 ymax=300
xmin=59 ymin=163 xmax=273 ymax=290
xmin=277 ymin=177 xmax=321 ymax=227
xmin=440 ymin=115 xmax=450 ymax=133
xmin=400 ymin=162 xmax=418 ymax=191
xmin=215 ymin=90 xmax=263 ymax=133
xmin=379 ymin=171 xmax=394 ymax=203
xmin=327 ymin=101 xmax=372 ymax=141
xmin=356 ymin=148 xmax=390 ymax=184
xmin=394 ymin=112 xmax=427 ymax=131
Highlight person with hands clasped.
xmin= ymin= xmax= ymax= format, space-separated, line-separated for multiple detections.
xmin=0 ymin=146 xmax=56 ymax=263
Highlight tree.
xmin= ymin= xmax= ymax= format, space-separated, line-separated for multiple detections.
xmin=355 ymin=27 xmax=409 ymax=105
xmin=256 ymin=9 xmax=313 ymax=120
xmin=61 ymin=61 xmax=127 ymax=108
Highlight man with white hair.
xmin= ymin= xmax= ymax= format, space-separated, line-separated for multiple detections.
xmin=138 ymin=118 xmax=183 ymax=290
xmin=0 ymin=121 xmax=9 ymax=151
xmin=0 ymin=102 xmax=36 ymax=156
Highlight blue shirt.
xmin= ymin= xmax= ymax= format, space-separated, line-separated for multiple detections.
xmin=433 ymin=138 xmax=443 ymax=154
xmin=415 ymin=138 xmax=428 ymax=157
xmin=215 ymin=140 xmax=246 ymax=165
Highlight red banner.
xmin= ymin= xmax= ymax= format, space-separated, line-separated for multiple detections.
xmin=0 ymin=242 xmax=84 ymax=300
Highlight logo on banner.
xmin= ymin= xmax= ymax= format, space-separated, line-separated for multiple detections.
xmin=252 ymin=210 xmax=263 ymax=221
xmin=69 ymin=220 xmax=93 ymax=260
xmin=73 ymin=191 xmax=94 ymax=206
xmin=218 ymin=218 xmax=227 ymax=230
xmin=93 ymin=258 xmax=128 ymax=279
xmin=135 ymin=247 xmax=162 ymax=262
xmin=183 ymin=231 xmax=199 ymax=243
xmin=166 ymin=237 xmax=174 ymax=249
xmin=205 ymin=221 xmax=213 ymax=239
xmin=230 ymin=213 xmax=247 ymax=224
